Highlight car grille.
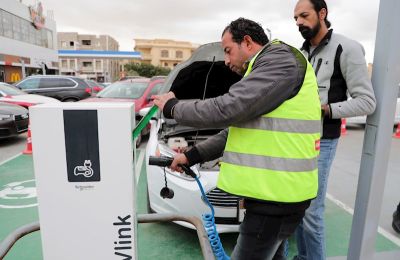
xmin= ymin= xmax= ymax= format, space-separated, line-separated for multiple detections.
xmin=14 ymin=114 xmax=29 ymax=132
xmin=205 ymin=188 xmax=240 ymax=208
xmin=14 ymin=114 xmax=29 ymax=121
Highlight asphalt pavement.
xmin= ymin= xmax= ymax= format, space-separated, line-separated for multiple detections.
xmin=0 ymin=133 xmax=26 ymax=163
xmin=328 ymin=124 xmax=400 ymax=241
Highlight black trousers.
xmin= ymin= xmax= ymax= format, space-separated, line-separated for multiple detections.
xmin=231 ymin=210 xmax=305 ymax=260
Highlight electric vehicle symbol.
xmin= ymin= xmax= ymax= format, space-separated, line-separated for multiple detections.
xmin=73 ymin=160 xmax=94 ymax=178
xmin=0 ymin=179 xmax=37 ymax=208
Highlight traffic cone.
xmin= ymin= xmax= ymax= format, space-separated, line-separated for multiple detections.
xmin=394 ymin=123 xmax=400 ymax=139
xmin=23 ymin=125 xmax=33 ymax=154
xmin=341 ymin=118 xmax=347 ymax=135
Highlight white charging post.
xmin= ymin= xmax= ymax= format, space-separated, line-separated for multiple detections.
xmin=30 ymin=102 xmax=137 ymax=260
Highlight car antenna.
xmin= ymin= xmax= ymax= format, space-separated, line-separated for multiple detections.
xmin=193 ymin=56 xmax=215 ymax=146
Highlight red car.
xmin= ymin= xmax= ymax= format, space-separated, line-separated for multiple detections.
xmin=82 ymin=77 xmax=165 ymax=146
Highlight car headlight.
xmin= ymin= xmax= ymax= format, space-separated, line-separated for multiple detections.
xmin=154 ymin=144 xmax=200 ymax=181
xmin=0 ymin=114 xmax=12 ymax=121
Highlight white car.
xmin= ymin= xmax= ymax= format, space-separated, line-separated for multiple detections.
xmin=145 ymin=42 xmax=244 ymax=233
xmin=0 ymin=82 xmax=60 ymax=108
xmin=347 ymin=85 xmax=400 ymax=125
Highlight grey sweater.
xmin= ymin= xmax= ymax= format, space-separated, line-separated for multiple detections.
xmin=301 ymin=29 xmax=376 ymax=138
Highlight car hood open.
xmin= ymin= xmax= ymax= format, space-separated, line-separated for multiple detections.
xmin=161 ymin=42 xmax=241 ymax=100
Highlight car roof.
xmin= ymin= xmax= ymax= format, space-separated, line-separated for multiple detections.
xmin=120 ymin=78 xmax=150 ymax=83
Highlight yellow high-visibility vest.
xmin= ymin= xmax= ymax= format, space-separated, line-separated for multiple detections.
xmin=218 ymin=40 xmax=321 ymax=203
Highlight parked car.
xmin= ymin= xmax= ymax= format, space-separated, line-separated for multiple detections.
xmin=347 ymin=85 xmax=400 ymax=125
xmin=145 ymin=42 xmax=242 ymax=233
xmin=82 ymin=77 xmax=165 ymax=146
xmin=85 ymin=80 xmax=104 ymax=94
xmin=0 ymin=82 xmax=60 ymax=108
xmin=14 ymin=75 xmax=92 ymax=102
xmin=0 ymin=102 xmax=29 ymax=139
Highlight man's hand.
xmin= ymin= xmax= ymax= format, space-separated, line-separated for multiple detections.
xmin=152 ymin=92 xmax=176 ymax=110
xmin=170 ymin=153 xmax=189 ymax=173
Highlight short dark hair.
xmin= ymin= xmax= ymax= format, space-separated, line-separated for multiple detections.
xmin=222 ymin=18 xmax=269 ymax=46
xmin=309 ymin=0 xmax=331 ymax=28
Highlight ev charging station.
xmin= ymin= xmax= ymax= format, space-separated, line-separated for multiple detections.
xmin=29 ymin=102 xmax=137 ymax=260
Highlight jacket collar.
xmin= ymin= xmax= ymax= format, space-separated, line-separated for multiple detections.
xmin=301 ymin=29 xmax=333 ymax=59
xmin=242 ymin=42 xmax=272 ymax=72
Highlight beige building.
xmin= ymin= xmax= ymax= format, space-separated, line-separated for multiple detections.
xmin=58 ymin=33 xmax=121 ymax=82
xmin=134 ymin=39 xmax=199 ymax=69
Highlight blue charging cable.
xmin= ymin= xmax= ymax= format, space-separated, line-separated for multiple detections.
xmin=148 ymin=156 xmax=230 ymax=259
xmin=193 ymin=176 xmax=230 ymax=260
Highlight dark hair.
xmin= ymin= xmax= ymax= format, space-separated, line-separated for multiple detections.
xmin=309 ymin=0 xmax=331 ymax=28
xmin=222 ymin=18 xmax=269 ymax=46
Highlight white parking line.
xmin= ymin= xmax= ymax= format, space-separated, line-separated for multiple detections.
xmin=326 ymin=193 xmax=400 ymax=247
xmin=0 ymin=153 xmax=22 ymax=166
xmin=135 ymin=149 xmax=145 ymax=184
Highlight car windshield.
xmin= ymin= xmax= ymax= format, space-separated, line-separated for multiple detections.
xmin=0 ymin=83 xmax=26 ymax=95
xmin=96 ymin=81 xmax=148 ymax=99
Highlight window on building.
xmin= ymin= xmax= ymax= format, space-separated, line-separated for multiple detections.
xmin=28 ymin=24 xmax=36 ymax=45
xmin=61 ymin=60 xmax=68 ymax=68
xmin=12 ymin=15 xmax=21 ymax=41
xmin=83 ymin=62 xmax=93 ymax=68
xmin=0 ymin=10 xmax=3 ymax=36
xmin=82 ymin=40 xmax=91 ymax=46
xmin=96 ymin=60 xmax=102 ymax=70
xmin=20 ymin=19 xmax=30 ymax=43
xmin=70 ymin=60 xmax=76 ymax=70
xmin=70 ymin=41 xmax=75 ymax=47
xmin=35 ymin=27 xmax=42 ymax=46
xmin=176 ymin=50 xmax=183 ymax=59
xmin=2 ymin=10 xmax=13 ymax=39
xmin=173 ymin=63 xmax=178 ymax=67
xmin=164 ymin=62 xmax=168 ymax=67
xmin=47 ymin=30 xmax=53 ymax=49
xmin=41 ymin=29 xmax=48 ymax=48
xmin=161 ymin=50 xmax=169 ymax=58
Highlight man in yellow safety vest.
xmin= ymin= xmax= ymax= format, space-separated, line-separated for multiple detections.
xmin=153 ymin=17 xmax=321 ymax=259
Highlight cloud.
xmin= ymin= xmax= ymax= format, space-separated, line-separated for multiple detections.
xmin=30 ymin=0 xmax=380 ymax=62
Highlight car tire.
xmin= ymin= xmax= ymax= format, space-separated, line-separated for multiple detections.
xmin=63 ymin=98 xmax=78 ymax=102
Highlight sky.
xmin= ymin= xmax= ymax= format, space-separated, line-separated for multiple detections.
xmin=26 ymin=0 xmax=380 ymax=63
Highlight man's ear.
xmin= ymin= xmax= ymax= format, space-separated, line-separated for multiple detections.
xmin=319 ymin=8 xmax=327 ymax=21
xmin=243 ymin=35 xmax=253 ymax=50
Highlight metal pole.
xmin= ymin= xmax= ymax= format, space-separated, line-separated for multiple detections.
xmin=41 ymin=62 xmax=46 ymax=75
xmin=0 ymin=214 xmax=215 ymax=260
xmin=348 ymin=0 xmax=400 ymax=259
xmin=20 ymin=59 xmax=26 ymax=79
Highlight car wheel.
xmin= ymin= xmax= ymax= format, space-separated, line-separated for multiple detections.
xmin=63 ymin=98 xmax=78 ymax=102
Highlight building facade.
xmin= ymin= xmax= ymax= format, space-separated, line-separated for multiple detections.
xmin=0 ymin=0 xmax=58 ymax=83
xmin=58 ymin=33 xmax=126 ymax=82
xmin=134 ymin=39 xmax=198 ymax=69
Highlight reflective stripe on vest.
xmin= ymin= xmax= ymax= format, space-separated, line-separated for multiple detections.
xmin=218 ymin=40 xmax=321 ymax=203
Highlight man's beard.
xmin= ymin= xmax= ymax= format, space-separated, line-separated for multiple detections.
xmin=299 ymin=21 xmax=321 ymax=41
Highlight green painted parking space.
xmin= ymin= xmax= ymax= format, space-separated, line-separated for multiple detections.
xmin=0 ymin=154 xmax=399 ymax=259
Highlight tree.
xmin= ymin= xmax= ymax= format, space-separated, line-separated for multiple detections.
xmin=124 ymin=63 xmax=171 ymax=78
